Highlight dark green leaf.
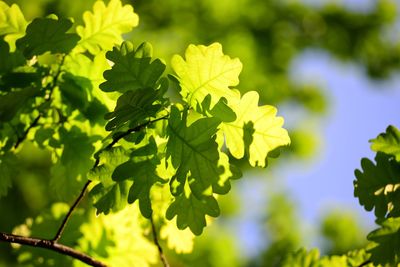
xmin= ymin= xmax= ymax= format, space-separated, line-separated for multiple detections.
xmin=0 ymin=152 xmax=17 ymax=197
xmin=59 ymin=73 xmax=91 ymax=111
xmin=166 ymin=193 xmax=220 ymax=235
xmin=0 ymin=39 xmax=25 ymax=74
xmin=88 ymin=147 xmax=131 ymax=214
xmin=90 ymin=180 xmax=132 ymax=215
xmin=167 ymin=106 xmax=222 ymax=197
xmin=0 ymin=87 xmax=39 ymax=121
xmin=197 ymin=94 xmax=236 ymax=122
xmin=367 ymin=217 xmax=400 ymax=265
xmin=1 ymin=72 xmax=41 ymax=91
xmin=16 ymin=18 xmax=79 ymax=58
xmin=50 ymin=126 xmax=95 ymax=201
xmin=112 ymin=138 xmax=165 ymax=218
xmin=104 ymin=88 xmax=163 ymax=131
xmin=100 ymin=41 xmax=166 ymax=93
xmin=354 ymin=153 xmax=400 ymax=218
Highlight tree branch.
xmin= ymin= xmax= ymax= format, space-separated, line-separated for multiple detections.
xmin=358 ymin=260 xmax=372 ymax=267
xmin=150 ymin=216 xmax=170 ymax=267
xmin=52 ymin=180 xmax=92 ymax=242
xmin=13 ymin=55 xmax=66 ymax=150
xmin=51 ymin=114 xmax=170 ymax=251
xmin=0 ymin=232 xmax=107 ymax=267
xmin=14 ymin=115 xmax=41 ymax=149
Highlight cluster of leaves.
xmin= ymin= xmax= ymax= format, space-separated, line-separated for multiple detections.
xmin=0 ymin=0 xmax=290 ymax=265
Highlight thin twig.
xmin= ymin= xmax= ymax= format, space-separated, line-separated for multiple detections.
xmin=14 ymin=115 xmax=41 ymax=149
xmin=358 ymin=260 xmax=372 ymax=267
xmin=52 ymin=180 xmax=92 ymax=242
xmin=150 ymin=216 xmax=170 ymax=267
xmin=0 ymin=232 xmax=107 ymax=267
xmin=13 ymin=55 xmax=66 ymax=149
xmin=52 ymin=114 xmax=169 ymax=242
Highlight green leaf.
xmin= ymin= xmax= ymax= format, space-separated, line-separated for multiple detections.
xmin=90 ymin=180 xmax=132 ymax=215
xmin=50 ymin=126 xmax=95 ymax=201
xmin=197 ymin=94 xmax=236 ymax=122
xmin=221 ymin=91 xmax=290 ymax=167
xmin=166 ymin=106 xmax=222 ymax=197
xmin=0 ymin=2 xmax=27 ymax=50
xmin=0 ymin=39 xmax=24 ymax=74
xmin=104 ymin=88 xmax=163 ymax=131
xmin=354 ymin=153 xmax=400 ymax=218
xmin=75 ymin=0 xmax=139 ymax=55
xmin=0 ymin=87 xmax=39 ymax=122
xmin=59 ymin=72 xmax=91 ymax=111
xmin=100 ymin=41 xmax=166 ymax=93
xmin=16 ymin=17 xmax=79 ymax=58
xmin=171 ymin=42 xmax=242 ymax=108
xmin=371 ymin=125 xmax=400 ymax=162
xmin=166 ymin=193 xmax=220 ymax=235
xmin=282 ymin=248 xmax=320 ymax=267
xmin=89 ymin=147 xmax=132 ymax=214
xmin=367 ymin=217 xmax=400 ymax=265
xmin=112 ymin=138 xmax=165 ymax=218
xmin=0 ymin=152 xmax=17 ymax=197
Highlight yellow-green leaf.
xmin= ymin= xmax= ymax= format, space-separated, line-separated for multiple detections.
xmin=221 ymin=91 xmax=290 ymax=167
xmin=0 ymin=2 xmax=27 ymax=50
xmin=75 ymin=0 xmax=139 ymax=55
xmin=171 ymin=42 xmax=242 ymax=108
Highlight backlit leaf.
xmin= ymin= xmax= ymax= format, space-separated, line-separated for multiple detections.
xmin=171 ymin=42 xmax=242 ymax=108
xmin=75 ymin=0 xmax=139 ymax=55
xmin=371 ymin=125 xmax=400 ymax=162
xmin=0 ymin=2 xmax=27 ymax=50
xmin=221 ymin=91 xmax=290 ymax=167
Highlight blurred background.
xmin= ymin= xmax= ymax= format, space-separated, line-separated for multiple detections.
xmin=1 ymin=0 xmax=400 ymax=266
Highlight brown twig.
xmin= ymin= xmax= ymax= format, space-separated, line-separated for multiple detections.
xmin=52 ymin=180 xmax=92 ymax=242
xmin=0 ymin=232 xmax=107 ymax=267
xmin=150 ymin=216 xmax=170 ymax=267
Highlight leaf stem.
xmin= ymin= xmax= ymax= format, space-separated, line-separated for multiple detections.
xmin=0 ymin=232 xmax=107 ymax=267
xmin=150 ymin=216 xmax=170 ymax=267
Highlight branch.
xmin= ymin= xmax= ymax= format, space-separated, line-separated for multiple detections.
xmin=0 ymin=232 xmax=107 ymax=267
xmin=150 ymin=216 xmax=170 ymax=267
xmin=13 ymin=55 xmax=66 ymax=150
xmin=358 ymin=260 xmax=372 ymax=267
xmin=52 ymin=114 xmax=169 ymax=245
xmin=14 ymin=115 xmax=41 ymax=149
xmin=52 ymin=180 xmax=92 ymax=242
